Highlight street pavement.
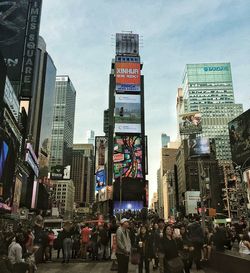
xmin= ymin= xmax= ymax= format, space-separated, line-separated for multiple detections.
xmin=36 ymin=259 xmax=220 ymax=273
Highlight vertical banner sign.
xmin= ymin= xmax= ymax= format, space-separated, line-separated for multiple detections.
xmin=95 ymin=137 xmax=108 ymax=191
xmin=0 ymin=0 xmax=30 ymax=81
xmin=20 ymin=0 xmax=42 ymax=98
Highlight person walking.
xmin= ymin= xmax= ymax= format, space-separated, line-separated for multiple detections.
xmin=116 ymin=218 xmax=131 ymax=273
xmin=80 ymin=224 xmax=91 ymax=259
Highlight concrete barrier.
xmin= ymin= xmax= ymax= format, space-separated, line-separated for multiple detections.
xmin=209 ymin=250 xmax=250 ymax=273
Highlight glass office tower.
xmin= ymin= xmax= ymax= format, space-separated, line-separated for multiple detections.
xmin=49 ymin=76 xmax=76 ymax=168
xmin=181 ymin=63 xmax=243 ymax=160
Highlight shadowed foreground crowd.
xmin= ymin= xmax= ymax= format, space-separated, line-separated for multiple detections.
xmin=0 ymin=215 xmax=249 ymax=273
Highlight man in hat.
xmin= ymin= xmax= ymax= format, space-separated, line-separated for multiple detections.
xmin=116 ymin=218 xmax=131 ymax=273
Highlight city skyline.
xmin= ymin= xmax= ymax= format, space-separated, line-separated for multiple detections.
xmin=39 ymin=0 xmax=250 ymax=198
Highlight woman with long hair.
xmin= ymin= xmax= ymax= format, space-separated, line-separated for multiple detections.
xmin=136 ymin=225 xmax=154 ymax=273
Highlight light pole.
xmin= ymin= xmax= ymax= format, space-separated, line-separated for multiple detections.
xmin=119 ymin=170 xmax=122 ymax=221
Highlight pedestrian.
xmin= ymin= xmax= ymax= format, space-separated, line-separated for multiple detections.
xmin=154 ymin=218 xmax=165 ymax=273
xmin=187 ymin=216 xmax=204 ymax=270
xmin=239 ymin=233 xmax=250 ymax=255
xmin=61 ymin=222 xmax=73 ymax=263
xmin=8 ymin=234 xmax=29 ymax=273
xmin=151 ymin=222 xmax=160 ymax=271
xmin=80 ymin=224 xmax=91 ymax=259
xmin=116 ymin=218 xmax=131 ymax=273
xmin=136 ymin=225 xmax=154 ymax=273
xmin=47 ymin=230 xmax=55 ymax=261
xmin=0 ymin=247 xmax=12 ymax=273
xmin=98 ymin=223 xmax=110 ymax=260
xmin=163 ymin=225 xmax=184 ymax=273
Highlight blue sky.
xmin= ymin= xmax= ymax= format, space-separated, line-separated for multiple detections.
xmin=39 ymin=0 xmax=250 ymax=200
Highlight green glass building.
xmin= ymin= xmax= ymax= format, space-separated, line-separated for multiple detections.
xmin=181 ymin=63 xmax=243 ymax=160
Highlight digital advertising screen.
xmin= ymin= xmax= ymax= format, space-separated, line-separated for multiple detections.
xmin=114 ymin=94 xmax=141 ymax=133
xmin=113 ymin=178 xmax=146 ymax=201
xmin=116 ymin=33 xmax=139 ymax=56
xmin=188 ymin=137 xmax=210 ymax=157
xmin=115 ymin=62 xmax=141 ymax=92
xmin=0 ymin=140 xmax=9 ymax=180
xmin=95 ymin=137 xmax=108 ymax=191
xmin=179 ymin=112 xmax=202 ymax=135
xmin=113 ymin=136 xmax=143 ymax=179
xmin=113 ymin=201 xmax=143 ymax=212
xmin=0 ymin=0 xmax=29 ymax=81
xmin=228 ymin=109 xmax=250 ymax=169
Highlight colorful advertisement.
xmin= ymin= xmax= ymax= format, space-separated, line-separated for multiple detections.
xmin=95 ymin=137 xmax=108 ymax=191
xmin=115 ymin=62 xmax=141 ymax=92
xmin=115 ymin=94 xmax=141 ymax=133
xmin=188 ymin=137 xmax=210 ymax=157
xmin=50 ymin=165 xmax=71 ymax=180
xmin=229 ymin=109 xmax=250 ymax=169
xmin=113 ymin=136 xmax=143 ymax=179
xmin=116 ymin=33 xmax=139 ymax=56
xmin=179 ymin=112 xmax=202 ymax=135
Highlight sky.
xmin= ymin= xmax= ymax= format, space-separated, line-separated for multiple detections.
xmin=39 ymin=0 xmax=250 ymax=202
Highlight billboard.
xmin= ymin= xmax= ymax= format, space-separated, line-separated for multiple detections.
xmin=114 ymin=94 xmax=141 ymax=133
xmin=116 ymin=33 xmax=139 ymax=56
xmin=113 ymin=201 xmax=143 ymax=212
xmin=228 ymin=109 xmax=250 ymax=169
xmin=95 ymin=137 xmax=108 ymax=191
xmin=50 ymin=165 xmax=71 ymax=180
xmin=185 ymin=191 xmax=200 ymax=215
xmin=115 ymin=62 xmax=140 ymax=92
xmin=0 ymin=0 xmax=29 ymax=81
xmin=12 ymin=177 xmax=22 ymax=213
xmin=113 ymin=136 xmax=143 ymax=179
xmin=20 ymin=0 xmax=42 ymax=98
xmin=113 ymin=178 xmax=146 ymax=201
xmin=179 ymin=112 xmax=202 ymax=135
xmin=188 ymin=137 xmax=210 ymax=157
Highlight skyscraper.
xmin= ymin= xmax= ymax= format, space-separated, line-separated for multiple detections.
xmin=161 ymin=133 xmax=170 ymax=147
xmin=49 ymin=76 xmax=76 ymax=168
xmin=71 ymin=144 xmax=95 ymax=206
xmin=87 ymin=130 xmax=95 ymax=146
xmin=179 ymin=63 xmax=243 ymax=160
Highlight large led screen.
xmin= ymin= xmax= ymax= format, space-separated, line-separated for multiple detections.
xmin=229 ymin=109 xmax=250 ymax=168
xmin=113 ymin=136 xmax=143 ymax=179
xmin=95 ymin=137 xmax=108 ymax=191
xmin=113 ymin=201 xmax=143 ymax=212
xmin=115 ymin=62 xmax=140 ymax=92
xmin=0 ymin=140 xmax=9 ymax=180
xmin=0 ymin=0 xmax=29 ymax=80
xmin=188 ymin=137 xmax=210 ymax=157
xmin=179 ymin=112 xmax=202 ymax=135
xmin=116 ymin=33 xmax=139 ymax=55
xmin=114 ymin=94 xmax=141 ymax=133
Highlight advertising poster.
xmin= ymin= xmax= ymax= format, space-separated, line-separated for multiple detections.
xmin=179 ymin=112 xmax=202 ymax=135
xmin=113 ymin=136 xmax=143 ymax=179
xmin=0 ymin=0 xmax=29 ymax=80
xmin=229 ymin=109 xmax=250 ymax=168
xmin=188 ymin=137 xmax=210 ymax=157
xmin=116 ymin=33 xmax=139 ymax=55
xmin=50 ymin=165 xmax=71 ymax=180
xmin=115 ymin=62 xmax=141 ymax=92
xmin=113 ymin=201 xmax=143 ymax=212
xmin=185 ymin=191 xmax=200 ymax=215
xmin=95 ymin=137 xmax=108 ymax=191
xmin=12 ymin=177 xmax=22 ymax=213
xmin=114 ymin=94 xmax=141 ymax=133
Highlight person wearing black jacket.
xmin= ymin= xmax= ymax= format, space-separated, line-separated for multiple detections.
xmin=163 ymin=225 xmax=181 ymax=273
xmin=154 ymin=219 xmax=165 ymax=273
xmin=136 ymin=225 xmax=154 ymax=273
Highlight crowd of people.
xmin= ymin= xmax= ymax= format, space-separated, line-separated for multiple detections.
xmin=0 ymin=213 xmax=249 ymax=273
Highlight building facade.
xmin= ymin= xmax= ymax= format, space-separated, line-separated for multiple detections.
xmin=161 ymin=133 xmax=170 ymax=148
xmin=53 ymin=179 xmax=75 ymax=218
xmin=71 ymin=144 xmax=94 ymax=206
xmin=180 ymin=63 xmax=243 ymax=160
xmin=49 ymin=76 xmax=76 ymax=168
